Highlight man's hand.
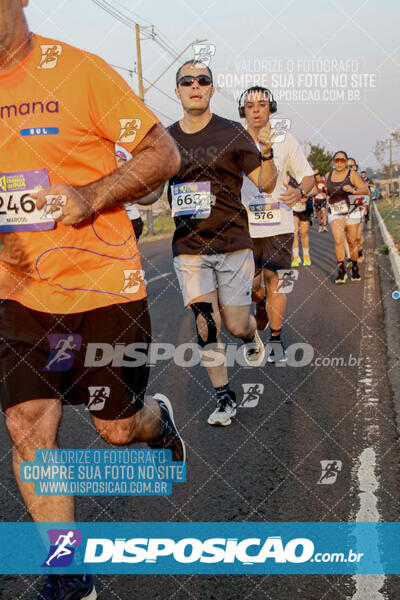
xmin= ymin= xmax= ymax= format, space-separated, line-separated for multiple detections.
xmin=258 ymin=123 xmax=275 ymax=156
xmin=280 ymin=183 xmax=302 ymax=207
xmin=31 ymin=184 xmax=94 ymax=226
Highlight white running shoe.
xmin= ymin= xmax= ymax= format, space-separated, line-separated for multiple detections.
xmin=208 ymin=392 xmax=237 ymax=426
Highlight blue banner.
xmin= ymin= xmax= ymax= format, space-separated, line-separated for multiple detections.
xmin=0 ymin=522 xmax=398 ymax=574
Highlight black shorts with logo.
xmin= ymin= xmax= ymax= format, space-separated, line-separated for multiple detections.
xmin=253 ymin=233 xmax=294 ymax=275
xmin=0 ymin=299 xmax=151 ymax=420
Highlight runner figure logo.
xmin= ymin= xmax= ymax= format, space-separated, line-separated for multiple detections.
xmin=275 ymin=269 xmax=299 ymax=294
xmin=43 ymin=195 xmax=67 ymax=220
xmin=87 ymin=386 xmax=111 ymax=411
xmin=240 ymin=383 xmax=264 ymax=408
xmin=270 ymin=118 xmax=291 ymax=143
xmin=121 ymin=269 xmax=145 ymax=294
xmin=37 ymin=45 xmax=63 ymax=69
xmin=317 ymin=460 xmax=342 ymax=485
xmin=193 ymin=44 xmax=216 ymax=66
xmin=43 ymin=334 xmax=82 ymax=372
xmin=42 ymin=529 xmax=82 ymax=567
xmin=118 ymin=119 xmax=142 ymax=143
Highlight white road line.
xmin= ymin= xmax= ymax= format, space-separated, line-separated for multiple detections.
xmin=351 ymin=242 xmax=385 ymax=599
xmin=352 ymin=448 xmax=385 ymax=599
xmin=147 ymin=272 xmax=173 ymax=284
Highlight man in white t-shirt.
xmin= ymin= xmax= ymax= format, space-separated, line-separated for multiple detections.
xmin=240 ymin=87 xmax=314 ymax=361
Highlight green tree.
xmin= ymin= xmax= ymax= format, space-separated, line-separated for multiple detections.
xmin=307 ymin=144 xmax=333 ymax=176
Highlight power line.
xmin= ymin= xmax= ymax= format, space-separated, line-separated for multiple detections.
xmin=146 ymin=103 xmax=176 ymax=123
xmin=142 ymin=75 xmax=180 ymax=104
xmin=109 ymin=63 xmax=136 ymax=80
xmin=91 ymin=0 xmax=188 ymax=63
xmin=111 ymin=0 xmax=153 ymax=25
xmin=108 ymin=0 xmax=183 ymax=58
xmin=153 ymin=29 xmax=181 ymax=56
xmin=110 ymin=61 xmax=180 ymax=104
xmin=90 ymin=0 xmax=135 ymax=28
xmin=151 ymin=35 xmax=180 ymax=60
xmin=90 ymin=0 xmax=152 ymax=37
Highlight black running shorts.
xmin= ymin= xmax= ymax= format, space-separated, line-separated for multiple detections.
xmin=314 ymin=198 xmax=327 ymax=210
xmin=293 ymin=211 xmax=310 ymax=222
xmin=253 ymin=233 xmax=294 ymax=274
xmin=0 ymin=299 xmax=151 ymax=420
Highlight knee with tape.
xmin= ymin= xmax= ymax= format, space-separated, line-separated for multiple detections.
xmin=191 ymin=302 xmax=218 ymax=348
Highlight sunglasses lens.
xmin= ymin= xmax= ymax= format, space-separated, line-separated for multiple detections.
xmin=334 ymin=158 xmax=346 ymax=163
xmin=198 ymin=76 xmax=212 ymax=86
xmin=179 ymin=77 xmax=194 ymax=87
xmin=178 ymin=76 xmax=212 ymax=87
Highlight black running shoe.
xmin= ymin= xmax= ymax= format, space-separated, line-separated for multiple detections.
xmin=148 ymin=394 xmax=186 ymax=462
xmin=335 ymin=269 xmax=347 ymax=284
xmin=33 ymin=575 xmax=96 ymax=599
xmin=352 ymin=264 xmax=361 ymax=281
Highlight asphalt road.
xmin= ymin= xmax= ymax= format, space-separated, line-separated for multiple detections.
xmin=0 ymin=216 xmax=399 ymax=599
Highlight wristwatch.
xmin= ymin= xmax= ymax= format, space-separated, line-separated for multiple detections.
xmin=299 ymin=187 xmax=307 ymax=198
xmin=261 ymin=148 xmax=274 ymax=161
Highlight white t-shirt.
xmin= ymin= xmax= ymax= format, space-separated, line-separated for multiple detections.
xmin=241 ymin=130 xmax=314 ymax=237
xmin=125 ymin=202 xmax=141 ymax=220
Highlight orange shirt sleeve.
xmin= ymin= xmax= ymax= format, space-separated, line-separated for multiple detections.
xmin=87 ymin=54 xmax=160 ymax=153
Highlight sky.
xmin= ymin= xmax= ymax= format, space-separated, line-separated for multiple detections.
xmin=25 ymin=0 xmax=400 ymax=172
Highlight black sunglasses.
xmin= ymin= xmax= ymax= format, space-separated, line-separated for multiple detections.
xmin=178 ymin=75 xmax=213 ymax=87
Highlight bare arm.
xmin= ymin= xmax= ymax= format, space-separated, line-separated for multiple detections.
xmin=33 ymin=123 xmax=180 ymax=226
xmin=280 ymin=174 xmax=315 ymax=207
xmin=348 ymin=171 xmax=369 ymax=195
xmin=308 ymin=185 xmax=318 ymax=197
xmin=247 ymin=159 xmax=277 ymax=194
xmin=301 ymin=175 xmax=315 ymax=195
xmin=247 ymin=124 xmax=278 ymax=193
xmin=135 ymin=184 xmax=165 ymax=206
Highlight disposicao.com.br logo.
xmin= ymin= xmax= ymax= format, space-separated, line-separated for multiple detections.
xmin=84 ymin=536 xmax=314 ymax=564
xmin=81 ymin=536 xmax=363 ymax=567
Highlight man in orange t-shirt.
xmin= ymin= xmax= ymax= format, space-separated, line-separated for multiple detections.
xmin=0 ymin=3 xmax=184 ymax=597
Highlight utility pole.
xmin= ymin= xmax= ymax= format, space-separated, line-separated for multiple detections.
xmin=135 ymin=23 xmax=145 ymax=101
xmin=389 ymin=135 xmax=393 ymax=204
xmin=135 ymin=23 xmax=154 ymax=233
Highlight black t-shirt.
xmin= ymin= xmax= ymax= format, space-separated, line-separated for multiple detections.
xmin=167 ymin=114 xmax=261 ymax=256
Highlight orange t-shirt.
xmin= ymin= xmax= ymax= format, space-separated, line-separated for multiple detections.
xmin=0 ymin=34 xmax=159 ymax=314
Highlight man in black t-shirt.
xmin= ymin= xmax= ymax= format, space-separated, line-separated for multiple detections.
xmin=168 ymin=60 xmax=277 ymax=426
